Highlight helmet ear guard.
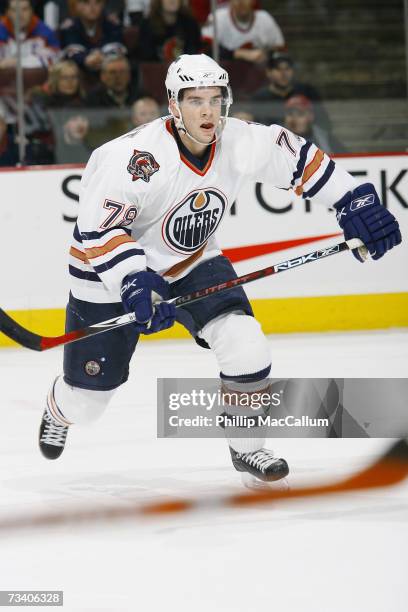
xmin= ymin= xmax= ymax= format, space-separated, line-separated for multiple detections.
xmin=171 ymin=99 xmax=187 ymax=135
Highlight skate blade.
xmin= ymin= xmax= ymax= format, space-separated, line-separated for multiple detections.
xmin=240 ymin=472 xmax=290 ymax=492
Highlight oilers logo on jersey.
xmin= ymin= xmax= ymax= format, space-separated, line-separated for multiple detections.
xmin=162 ymin=188 xmax=227 ymax=253
xmin=127 ymin=149 xmax=160 ymax=183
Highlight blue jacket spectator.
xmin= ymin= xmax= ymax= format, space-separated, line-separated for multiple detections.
xmin=0 ymin=0 xmax=59 ymax=69
xmin=60 ymin=0 xmax=126 ymax=72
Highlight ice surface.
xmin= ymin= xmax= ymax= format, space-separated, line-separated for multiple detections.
xmin=0 ymin=330 xmax=407 ymax=612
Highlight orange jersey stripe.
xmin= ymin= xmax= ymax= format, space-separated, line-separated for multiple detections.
xmin=85 ymin=235 xmax=136 ymax=260
xmin=163 ymin=243 xmax=207 ymax=278
xmin=69 ymin=246 xmax=90 ymax=264
xmin=295 ymin=149 xmax=325 ymax=196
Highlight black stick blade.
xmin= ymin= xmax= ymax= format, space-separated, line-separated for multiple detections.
xmin=0 ymin=308 xmax=43 ymax=351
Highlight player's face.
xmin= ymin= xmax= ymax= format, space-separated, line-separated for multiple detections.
xmin=177 ymin=87 xmax=223 ymax=144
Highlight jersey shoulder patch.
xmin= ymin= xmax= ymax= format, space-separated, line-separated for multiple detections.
xmin=127 ymin=149 xmax=160 ymax=183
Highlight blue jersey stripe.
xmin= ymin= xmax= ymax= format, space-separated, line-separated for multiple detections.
xmin=304 ymin=160 xmax=335 ymax=198
xmin=93 ymin=249 xmax=145 ymax=274
xmin=73 ymin=223 xmax=82 ymax=243
xmin=220 ymin=364 xmax=271 ymax=383
xmin=291 ymin=141 xmax=312 ymax=186
xmin=81 ymin=227 xmax=133 ymax=241
xmin=69 ymin=265 xmax=101 ymax=282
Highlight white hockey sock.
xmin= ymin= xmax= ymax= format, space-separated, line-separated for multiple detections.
xmin=47 ymin=375 xmax=115 ymax=426
xmin=227 ymin=435 xmax=265 ymax=454
xmin=47 ymin=377 xmax=72 ymax=426
xmin=222 ymin=379 xmax=269 ymax=454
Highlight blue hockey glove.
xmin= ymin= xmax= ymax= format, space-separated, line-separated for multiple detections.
xmin=334 ymin=183 xmax=401 ymax=262
xmin=120 ymin=271 xmax=176 ymax=334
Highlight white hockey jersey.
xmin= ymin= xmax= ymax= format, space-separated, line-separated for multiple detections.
xmin=70 ymin=117 xmax=357 ymax=303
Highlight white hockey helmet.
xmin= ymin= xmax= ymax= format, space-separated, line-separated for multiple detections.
xmin=165 ymin=54 xmax=233 ymax=144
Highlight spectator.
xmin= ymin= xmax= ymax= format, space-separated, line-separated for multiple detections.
xmin=202 ymin=0 xmax=284 ymax=63
xmin=78 ymin=115 xmax=120 ymax=153
xmin=60 ymin=0 xmax=126 ymax=72
xmin=138 ymin=0 xmax=201 ymax=61
xmin=283 ymin=95 xmax=345 ymax=154
xmin=0 ymin=0 xmax=59 ymax=69
xmin=51 ymin=111 xmax=91 ymax=163
xmin=59 ymin=94 xmax=160 ymax=157
xmin=0 ymin=113 xmax=19 ymax=166
xmin=24 ymin=60 xmax=85 ymax=165
xmin=63 ymin=113 xmax=90 ymax=144
xmin=253 ymin=51 xmax=329 ymax=127
xmin=254 ymin=52 xmax=320 ymax=102
xmin=29 ymin=1 xmax=120 ymax=27
xmin=26 ymin=60 xmax=85 ymax=108
xmin=0 ymin=91 xmax=55 ymax=164
xmin=131 ymin=95 xmax=160 ymax=126
xmin=85 ymin=54 xmax=139 ymax=106
xmin=190 ymin=0 xmax=261 ymax=26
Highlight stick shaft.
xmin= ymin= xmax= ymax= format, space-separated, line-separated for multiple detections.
xmin=173 ymin=241 xmax=353 ymax=307
xmin=0 ymin=239 xmax=362 ymax=351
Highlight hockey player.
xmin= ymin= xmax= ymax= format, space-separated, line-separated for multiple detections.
xmin=39 ymin=54 xmax=401 ymax=488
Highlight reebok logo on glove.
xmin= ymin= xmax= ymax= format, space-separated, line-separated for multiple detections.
xmin=121 ymin=270 xmax=176 ymax=334
xmin=120 ymin=278 xmax=138 ymax=296
xmin=336 ymin=207 xmax=347 ymax=222
xmin=350 ymin=193 xmax=375 ymax=211
xmin=334 ymin=182 xmax=401 ymax=262
xmin=128 ymin=288 xmax=144 ymax=300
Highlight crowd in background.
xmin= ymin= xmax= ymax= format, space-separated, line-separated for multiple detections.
xmin=0 ymin=0 xmax=343 ymax=166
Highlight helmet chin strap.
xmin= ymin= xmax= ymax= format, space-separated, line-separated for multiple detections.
xmin=171 ymin=101 xmax=227 ymax=147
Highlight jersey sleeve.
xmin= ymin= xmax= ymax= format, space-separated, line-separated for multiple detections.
xmin=75 ymin=150 xmax=147 ymax=296
xmin=232 ymin=122 xmax=357 ymax=208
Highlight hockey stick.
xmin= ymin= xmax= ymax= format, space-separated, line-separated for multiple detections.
xmin=0 ymin=437 xmax=406 ymax=532
xmin=0 ymin=238 xmax=365 ymax=351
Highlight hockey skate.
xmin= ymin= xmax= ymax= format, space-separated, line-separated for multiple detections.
xmin=229 ymin=447 xmax=289 ymax=491
xmin=39 ymin=407 xmax=69 ymax=460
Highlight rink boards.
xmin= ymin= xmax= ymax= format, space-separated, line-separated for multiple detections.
xmin=0 ymin=152 xmax=407 ymax=347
